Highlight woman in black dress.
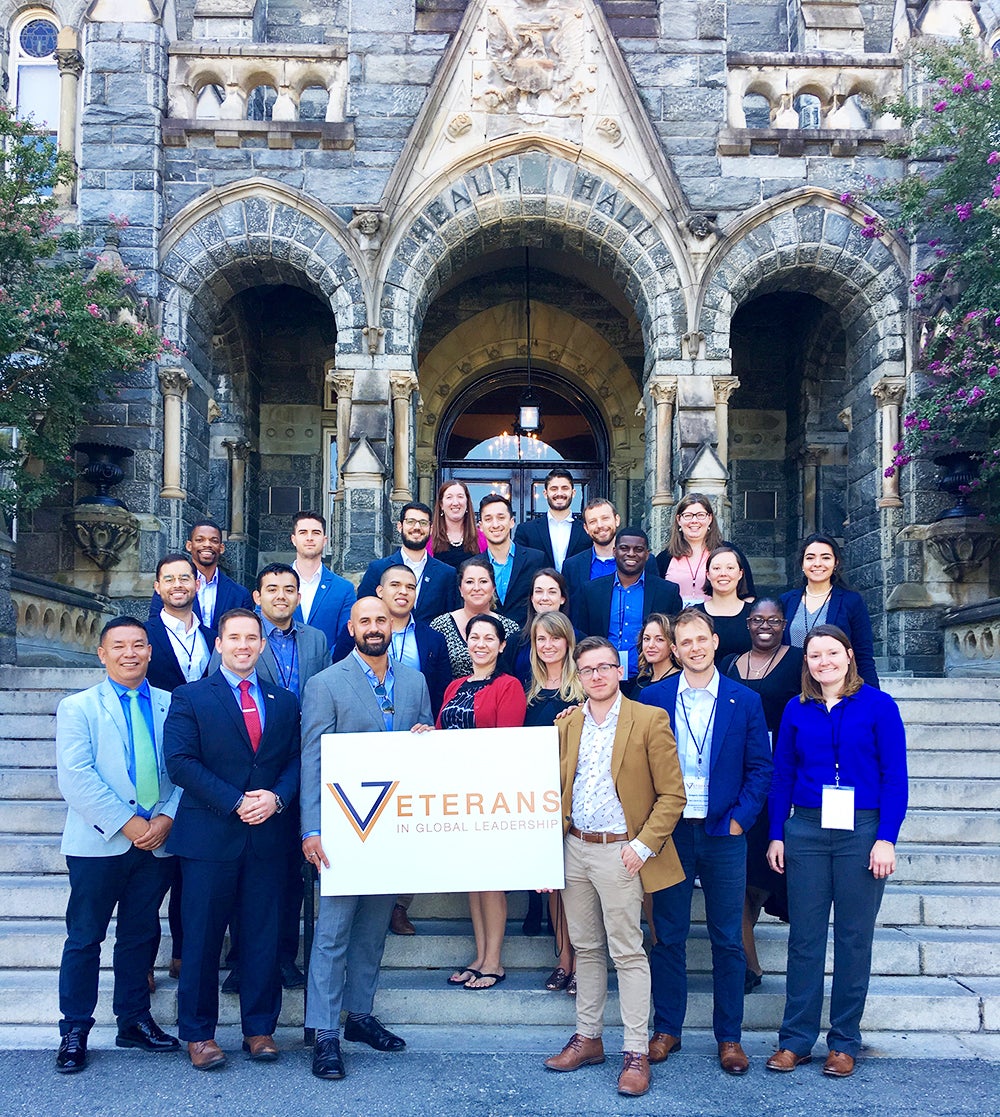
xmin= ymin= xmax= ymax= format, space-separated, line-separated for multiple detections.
xmin=694 ymin=546 xmax=755 ymax=661
xmin=625 ymin=613 xmax=679 ymax=697
xmin=721 ymin=597 xmax=803 ymax=993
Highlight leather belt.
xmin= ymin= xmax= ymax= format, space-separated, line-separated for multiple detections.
xmin=569 ymin=826 xmax=629 ymax=844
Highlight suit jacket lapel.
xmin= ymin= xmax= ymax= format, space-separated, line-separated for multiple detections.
xmin=309 ymin=575 xmax=331 ymax=623
xmin=210 ymin=671 xmax=253 ymax=749
xmin=346 ymin=658 xmax=386 ymax=730
xmin=99 ymin=679 xmax=130 ymax=754
xmin=610 ymin=697 xmax=633 ymax=783
xmin=258 ymin=685 xmax=280 ymax=749
xmin=709 ymin=675 xmax=737 ymax=775
xmin=563 ymin=710 xmax=583 ymax=801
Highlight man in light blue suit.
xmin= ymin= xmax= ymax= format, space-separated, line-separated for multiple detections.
xmin=290 ymin=510 xmax=356 ymax=652
xmin=54 ymin=617 xmax=182 ymax=1074
xmin=300 ymin=596 xmax=432 ymax=1081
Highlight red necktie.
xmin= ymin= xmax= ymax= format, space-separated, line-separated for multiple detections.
xmin=238 ymin=679 xmax=262 ymax=752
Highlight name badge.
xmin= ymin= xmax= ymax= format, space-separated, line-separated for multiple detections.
xmin=683 ymin=776 xmax=708 ymax=818
xmin=821 ymin=785 xmax=855 ymax=831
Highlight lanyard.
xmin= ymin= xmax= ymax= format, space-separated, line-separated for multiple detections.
xmin=269 ymin=630 xmax=298 ymax=692
xmin=679 ymin=688 xmax=718 ymax=768
xmin=802 ymin=589 xmax=832 ymax=635
xmin=165 ymin=623 xmax=198 ymax=680
xmin=827 ymin=699 xmax=847 ymax=786
xmin=390 ymin=625 xmax=412 ymax=666
xmin=683 ymin=551 xmax=707 ymax=596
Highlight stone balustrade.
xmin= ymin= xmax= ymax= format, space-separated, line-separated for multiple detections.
xmin=720 ymin=52 xmax=905 ymax=156
xmin=11 ymin=572 xmax=115 ymax=667
xmin=165 ymin=41 xmax=354 ymax=149
xmin=941 ymin=599 xmax=1000 ymax=678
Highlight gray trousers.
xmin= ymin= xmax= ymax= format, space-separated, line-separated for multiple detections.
xmin=305 ymin=893 xmax=395 ymax=1029
xmin=779 ymin=809 xmax=886 ymax=1058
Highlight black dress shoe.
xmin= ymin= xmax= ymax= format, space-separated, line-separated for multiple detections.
xmin=221 ymin=968 xmax=240 ymax=995
xmin=280 ymin=960 xmax=306 ymax=989
xmin=343 ymin=1014 xmax=405 ymax=1051
xmin=116 ymin=1017 xmax=180 ymax=1052
xmin=55 ymin=1029 xmax=88 ymax=1074
xmin=312 ymin=1036 xmax=345 ymax=1079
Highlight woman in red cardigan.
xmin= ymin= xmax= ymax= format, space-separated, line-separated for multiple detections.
xmin=437 ymin=614 xmax=526 ymax=989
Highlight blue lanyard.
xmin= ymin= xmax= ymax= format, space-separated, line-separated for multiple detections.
xmin=269 ymin=631 xmax=298 ymax=692
xmin=679 ymin=689 xmax=717 ymax=768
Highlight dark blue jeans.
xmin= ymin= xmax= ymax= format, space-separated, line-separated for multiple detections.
xmin=779 ymin=809 xmax=885 ymax=1058
xmin=59 ymin=847 xmax=173 ymax=1034
xmin=650 ymin=819 xmax=747 ymax=1042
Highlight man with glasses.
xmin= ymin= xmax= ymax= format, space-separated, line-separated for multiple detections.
xmin=544 ymin=636 xmax=685 ymax=1098
xmin=638 ymin=608 xmax=772 ymax=1076
xmin=573 ymin=528 xmax=682 ymax=679
xmin=300 ymin=597 xmax=432 ymax=1080
xmin=146 ymin=554 xmax=214 ymax=692
xmin=357 ymin=502 xmax=458 ymax=623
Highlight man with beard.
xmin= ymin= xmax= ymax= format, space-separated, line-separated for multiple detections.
xmin=300 ymin=597 xmax=432 ymax=1080
xmin=356 ymin=502 xmax=458 ymax=623
xmin=149 ymin=521 xmax=253 ymax=630
xmin=514 ymin=468 xmax=590 ymax=573
xmin=562 ymin=499 xmax=658 ymax=601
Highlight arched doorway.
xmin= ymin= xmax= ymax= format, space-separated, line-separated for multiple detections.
xmin=436 ymin=369 xmax=610 ymax=523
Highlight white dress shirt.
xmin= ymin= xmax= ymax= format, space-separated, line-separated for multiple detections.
xmin=547 ymin=513 xmax=574 ymax=572
xmin=401 ymin=550 xmax=428 ymax=601
xmin=195 ymin=568 xmax=219 ymax=628
xmin=675 ymin=669 xmax=720 ymax=819
xmin=294 ymin=562 xmax=322 ymax=623
xmin=161 ymin=612 xmax=210 ymax=682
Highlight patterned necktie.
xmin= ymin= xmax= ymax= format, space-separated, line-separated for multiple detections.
xmin=238 ymin=679 xmax=262 ymax=752
xmin=126 ymin=689 xmax=159 ymax=812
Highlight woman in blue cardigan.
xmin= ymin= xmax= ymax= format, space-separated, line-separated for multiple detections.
xmin=765 ymin=625 xmax=907 ymax=1079
xmin=780 ymin=533 xmax=879 ymax=688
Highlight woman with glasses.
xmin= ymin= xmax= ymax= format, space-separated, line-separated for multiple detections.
xmin=437 ymin=614 xmax=526 ymax=991
xmin=430 ymin=556 xmax=519 ymax=678
xmin=655 ymin=493 xmax=756 ymax=605
xmin=626 ymin=613 xmax=679 ymax=697
xmin=780 ymin=533 xmax=879 ymax=688
xmin=693 ymin=547 xmax=755 ymax=661
xmin=721 ymin=598 xmax=802 ymax=994
xmin=766 ymin=625 xmax=906 ymax=1078
xmin=428 ymin=480 xmax=487 ymax=569
xmin=523 ymin=611 xmax=584 ymax=992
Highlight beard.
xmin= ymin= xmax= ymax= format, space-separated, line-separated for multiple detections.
xmin=356 ymin=632 xmax=389 ymax=655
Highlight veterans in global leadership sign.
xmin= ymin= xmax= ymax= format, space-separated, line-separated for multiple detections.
xmin=319 ymin=726 xmax=565 ymax=896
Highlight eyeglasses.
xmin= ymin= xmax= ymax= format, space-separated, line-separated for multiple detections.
xmin=578 ymin=663 xmax=619 ymax=680
xmin=373 ymin=683 xmax=394 ymax=715
xmin=748 ymin=617 xmax=784 ymax=629
xmin=678 ymin=512 xmax=710 ymax=522
xmin=158 ymin=574 xmax=194 ymax=585
xmin=402 ymin=518 xmax=430 ymax=528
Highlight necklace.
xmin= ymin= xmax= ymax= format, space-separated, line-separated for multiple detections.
xmin=746 ymin=647 xmax=780 ymax=678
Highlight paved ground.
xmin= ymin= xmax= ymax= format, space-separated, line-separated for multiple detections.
xmin=1 ymin=1027 xmax=999 ymax=1117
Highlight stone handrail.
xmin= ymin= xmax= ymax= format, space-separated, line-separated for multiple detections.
xmin=11 ymin=572 xmax=116 ymax=667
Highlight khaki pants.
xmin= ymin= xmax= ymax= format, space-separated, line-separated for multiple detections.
xmin=562 ymin=833 xmax=650 ymax=1054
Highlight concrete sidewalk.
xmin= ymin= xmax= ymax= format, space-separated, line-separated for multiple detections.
xmin=1 ymin=1027 xmax=998 ymax=1117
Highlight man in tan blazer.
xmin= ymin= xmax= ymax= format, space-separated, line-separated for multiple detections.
xmin=543 ymin=636 xmax=685 ymax=1099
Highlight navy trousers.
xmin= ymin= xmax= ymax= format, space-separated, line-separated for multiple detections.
xmin=650 ymin=819 xmax=747 ymax=1042
xmin=59 ymin=847 xmax=173 ymax=1034
xmin=779 ymin=809 xmax=886 ymax=1058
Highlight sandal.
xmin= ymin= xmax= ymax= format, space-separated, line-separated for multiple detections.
xmin=565 ymin=972 xmax=577 ymax=996
xmin=544 ymin=966 xmax=570 ymax=991
xmin=465 ymin=971 xmax=506 ymax=990
xmin=447 ymin=967 xmax=481 ymax=986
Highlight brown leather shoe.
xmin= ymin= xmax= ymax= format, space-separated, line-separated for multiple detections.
xmin=718 ymin=1041 xmax=749 ymax=1075
xmin=242 ymin=1034 xmax=279 ymax=1061
xmin=617 ymin=1051 xmax=651 ymax=1096
xmin=543 ymin=1033 xmax=605 ymax=1071
xmin=648 ymin=1032 xmax=681 ymax=1064
xmin=390 ymin=903 xmax=416 ymax=935
xmin=766 ymin=1048 xmax=812 ymax=1072
xmin=168 ymin=958 xmax=182 ymax=980
xmin=823 ymin=1050 xmax=855 ymax=1077
xmin=146 ymin=969 xmax=155 ymax=994
xmin=188 ymin=1039 xmax=226 ymax=1070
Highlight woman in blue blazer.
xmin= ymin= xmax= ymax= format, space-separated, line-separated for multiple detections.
xmin=780 ymin=533 xmax=879 ymax=688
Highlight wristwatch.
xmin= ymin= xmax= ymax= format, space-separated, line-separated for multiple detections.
xmin=273 ymin=794 xmax=285 ymax=815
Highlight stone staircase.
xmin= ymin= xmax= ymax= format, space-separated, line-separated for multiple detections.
xmin=0 ymin=668 xmax=998 ymax=1037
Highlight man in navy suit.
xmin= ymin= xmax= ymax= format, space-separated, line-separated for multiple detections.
xmin=53 ymin=617 xmax=181 ymax=1074
xmin=290 ymin=510 xmax=355 ymax=652
xmin=146 ymin=554 xmax=214 ymax=692
xmin=573 ymin=528 xmax=682 ymax=680
xmin=357 ymin=501 xmax=458 ymax=623
xmin=479 ymin=493 xmax=545 ymax=625
xmin=639 ymin=609 xmax=772 ymax=1076
xmin=514 ymin=468 xmax=591 ymax=573
xmin=561 ymin=498 xmax=621 ymax=600
xmin=164 ymin=608 xmax=301 ymax=1070
xmin=149 ymin=521 xmax=253 ymax=629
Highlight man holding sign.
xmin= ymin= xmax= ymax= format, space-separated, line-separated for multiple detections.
xmin=300 ymin=597 xmax=432 ymax=1081
xmin=544 ymin=636 xmax=686 ymax=1099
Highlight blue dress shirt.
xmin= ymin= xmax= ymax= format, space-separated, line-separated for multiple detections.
xmin=609 ymin=571 xmax=645 ymax=678
xmin=488 ymin=542 xmax=516 ymax=606
xmin=109 ymin=678 xmax=157 ymax=820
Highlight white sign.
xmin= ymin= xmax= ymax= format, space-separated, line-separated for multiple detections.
xmin=318 ymin=726 xmax=566 ymax=896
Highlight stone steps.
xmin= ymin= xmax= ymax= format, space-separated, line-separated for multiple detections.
xmin=898 ymin=810 xmax=1000 ymax=845
xmin=908 ymin=778 xmax=1000 ymax=810
xmin=894 ymin=844 xmax=1000 ymax=885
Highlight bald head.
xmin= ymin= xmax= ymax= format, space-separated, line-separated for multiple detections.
xmin=348 ymin=595 xmax=392 ymax=659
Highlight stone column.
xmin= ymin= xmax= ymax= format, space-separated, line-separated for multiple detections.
xmin=326 ymin=367 xmax=355 ymax=499
xmin=610 ymin=460 xmax=636 ymax=523
xmin=649 ymin=377 xmax=678 ymax=507
xmin=801 ymin=445 xmax=826 ymax=535
xmin=158 ymin=368 xmax=192 ymax=499
xmin=222 ymin=438 xmax=251 ymax=541
xmin=389 ymin=371 xmax=419 ymax=503
xmin=416 ymin=452 xmax=436 ymax=506
xmin=54 ymin=28 xmax=83 ymax=207
xmin=872 ymin=377 xmax=906 ymax=509
xmin=712 ymin=376 xmax=741 ymax=468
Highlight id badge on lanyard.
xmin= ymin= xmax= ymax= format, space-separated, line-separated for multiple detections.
xmin=821 ymin=784 xmax=855 ymax=830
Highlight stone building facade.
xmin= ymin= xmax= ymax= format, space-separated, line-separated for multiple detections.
xmin=6 ymin=0 xmax=1000 ymax=673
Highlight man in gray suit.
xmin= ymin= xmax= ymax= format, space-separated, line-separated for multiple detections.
xmin=53 ymin=617 xmax=182 ymax=1073
xmin=301 ymin=596 xmax=432 ymax=1081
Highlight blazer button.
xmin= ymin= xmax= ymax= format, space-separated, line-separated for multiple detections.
xmin=129 ymin=800 xmax=136 ymax=806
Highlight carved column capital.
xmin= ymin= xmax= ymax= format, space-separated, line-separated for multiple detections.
xmin=648 ymin=377 xmax=678 ymax=407
xmin=221 ymin=437 xmax=251 ymax=460
xmin=712 ymin=376 xmax=741 ymax=405
xmin=871 ymin=378 xmax=906 ymax=408
xmin=56 ymin=48 xmax=84 ymax=78
xmin=389 ymin=370 xmax=419 ymax=402
xmin=158 ymin=367 xmax=192 ymax=399
xmin=326 ymin=369 xmax=355 ymax=397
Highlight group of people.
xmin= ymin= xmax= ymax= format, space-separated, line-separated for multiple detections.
xmin=52 ymin=471 xmax=907 ymax=1098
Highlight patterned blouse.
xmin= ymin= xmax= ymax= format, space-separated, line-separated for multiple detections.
xmin=429 ymin=611 xmax=521 ymax=678
xmin=438 ymin=677 xmax=495 ymax=730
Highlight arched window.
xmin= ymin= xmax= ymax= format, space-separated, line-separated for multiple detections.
xmin=11 ymin=11 xmax=60 ymax=134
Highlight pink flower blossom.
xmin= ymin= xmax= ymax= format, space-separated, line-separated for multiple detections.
xmin=982 ymin=80 xmax=993 ymax=91
xmin=934 ymin=101 xmax=948 ymax=112
xmin=85 ymin=304 xmax=100 ymax=317
xmin=954 ymin=202 xmax=973 ymax=221
xmin=989 ymin=152 xmax=1000 ymax=165
xmin=839 ymin=192 xmax=853 ymax=203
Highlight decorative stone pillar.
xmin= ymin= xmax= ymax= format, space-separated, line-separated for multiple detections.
xmin=222 ymin=438 xmax=251 ymax=542
xmin=801 ymin=445 xmax=826 ymax=535
xmin=712 ymin=376 xmax=741 ymax=469
xmin=325 ymin=367 xmax=354 ymax=498
xmin=158 ymin=368 xmax=192 ymax=499
xmin=610 ymin=460 xmax=636 ymax=523
xmin=341 ymin=435 xmax=387 ymax=571
xmin=872 ymin=377 xmax=906 ymax=509
xmin=416 ymin=452 xmax=436 ymax=506
xmin=54 ymin=28 xmax=83 ymax=207
xmin=389 ymin=371 xmax=419 ymax=503
xmin=648 ymin=377 xmax=678 ymax=507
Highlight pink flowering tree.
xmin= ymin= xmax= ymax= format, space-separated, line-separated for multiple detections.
xmin=0 ymin=108 xmax=175 ymax=519
xmin=857 ymin=33 xmax=1000 ymax=492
